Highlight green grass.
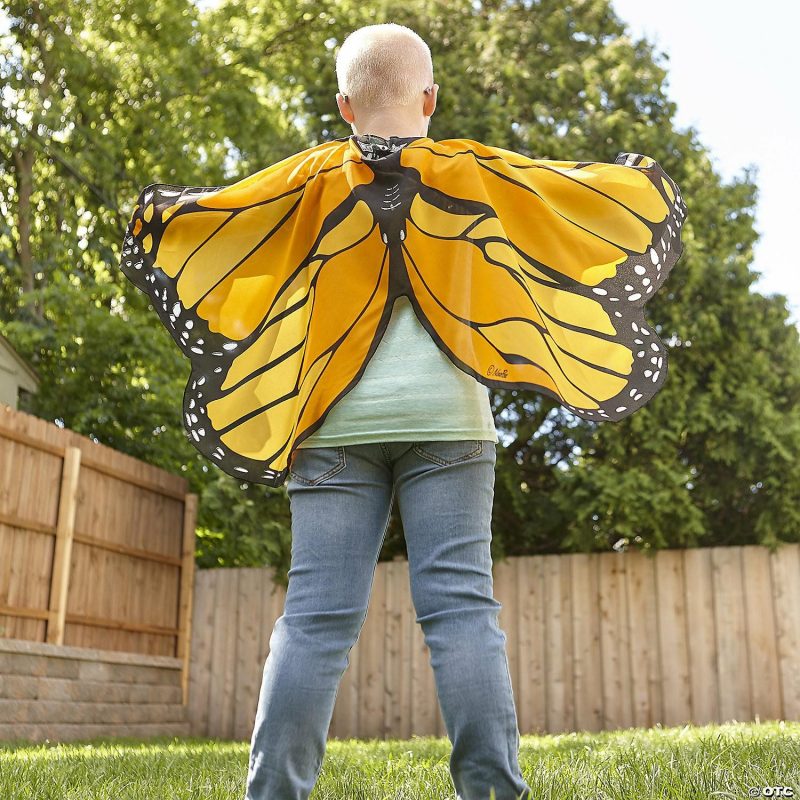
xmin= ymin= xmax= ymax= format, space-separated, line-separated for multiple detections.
xmin=0 ymin=721 xmax=798 ymax=799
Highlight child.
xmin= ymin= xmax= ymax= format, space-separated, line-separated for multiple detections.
xmin=118 ymin=21 xmax=685 ymax=800
xmin=244 ymin=24 xmax=534 ymax=799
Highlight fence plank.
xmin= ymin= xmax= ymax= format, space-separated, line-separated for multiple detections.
xmin=543 ymin=554 xmax=572 ymax=733
xmin=626 ymin=551 xmax=661 ymax=728
xmin=741 ymin=545 xmax=782 ymax=722
xmin=234 ymin=568 xmax=262 ymax=740
xmin=177 ymin=493 xmax=198 ymax=705
xmin=46 ymin=446 xmax=81 ymax=646
xmin=712 ymin=547 xmax=751 ymax=722
xmin=599 ymin=552 xmax=633 ymax=730
xmin=683 ymin=547 xmax=719 ymax=725
xmin=207 ymin=569 xmax=235 ymax=739
xmin=572 ymin=553 xmax=603 ymax=732
xmin=771 ymin=543 xmax=800 ymax=720
xmin=516 ymin=555 xmax=546 ymax=735
xmin=187 ymin=568 xmax=215 ymax=736
xmin=656 ymin=549 xmax=691 ymax=726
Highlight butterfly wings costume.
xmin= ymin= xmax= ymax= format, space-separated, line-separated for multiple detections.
xmin=119 ymin=133 xmax=687 ymax=487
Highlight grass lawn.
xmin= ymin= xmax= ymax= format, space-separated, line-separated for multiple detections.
xmin=0 ymin=720 xmax=798 ymax=799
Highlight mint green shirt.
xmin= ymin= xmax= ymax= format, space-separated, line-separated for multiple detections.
xmin=297 ymin=295 xmax=498 ymax=448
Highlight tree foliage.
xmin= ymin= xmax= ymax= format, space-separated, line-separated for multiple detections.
xmin=2 ymin=0 xmax=797 ymax=584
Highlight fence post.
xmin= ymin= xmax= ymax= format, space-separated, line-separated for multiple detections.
xmin=177 ymin=492 xmax=198 ymax=706
xmin=46 ymin=445 xmax=82 ymax=645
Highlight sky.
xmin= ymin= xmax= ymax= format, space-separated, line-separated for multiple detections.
xmin=610 ymin=0 xmax=800 ymax=329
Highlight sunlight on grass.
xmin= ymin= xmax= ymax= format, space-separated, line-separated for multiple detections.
xmin=0 ymin=721 xmax=798 ymax=799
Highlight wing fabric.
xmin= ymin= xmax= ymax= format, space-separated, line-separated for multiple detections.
xmin=118 ymin=133 xmax=687 ymax=488
xmin=398 ymin=139 xmax=687 ymax=421
xmin=119 ymin=138 xmax=392 ymax=486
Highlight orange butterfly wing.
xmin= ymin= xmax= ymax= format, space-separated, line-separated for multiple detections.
xmin=120 ymin=134 xmax=687 ymax=487
xmin=120 ymin=139 xmax=394 ymax=485
xmin=397 ymin=138 xmax=687 ymax=420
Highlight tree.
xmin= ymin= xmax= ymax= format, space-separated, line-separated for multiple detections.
xmin=1 ymin=0 xmax=797 ymax=584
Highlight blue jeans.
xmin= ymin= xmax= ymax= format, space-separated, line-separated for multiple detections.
xmin=245 ymin=440 xmax=531 ymax=800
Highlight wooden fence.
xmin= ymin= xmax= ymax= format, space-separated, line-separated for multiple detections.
xmin=4 ymin=401 xmax=797 ymax=742
xmin=188 ymin=544 xmax=800 ymax=741
xmin=0 ymin=404 xmax=198 ymax=706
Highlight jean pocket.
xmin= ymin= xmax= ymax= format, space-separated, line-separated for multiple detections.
xmin=289 ymin=445 xmax=346 ymax=485
xmin=412 ymin=439 xmax=483 ymax=466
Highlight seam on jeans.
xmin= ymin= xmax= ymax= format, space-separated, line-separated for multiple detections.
xmin=379 ymin=441 xmax=393 ymax=468
xmin=412 ymin=439 xmax=483 ymax=466
xmin=354 ymin=483 xmax=394 ymax=646
xmin=500 ymin=629 xmax=524 ymax=779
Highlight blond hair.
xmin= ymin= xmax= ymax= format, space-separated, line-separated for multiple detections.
xmin=335 ymin=23 xmax=434 ymax=110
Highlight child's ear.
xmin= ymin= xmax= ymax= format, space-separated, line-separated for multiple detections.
xmin=336 ymin=93 xmax=355 ymax=123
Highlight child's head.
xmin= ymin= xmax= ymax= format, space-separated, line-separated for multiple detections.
xmin=335 ymin=23 xmax=438 ymax=138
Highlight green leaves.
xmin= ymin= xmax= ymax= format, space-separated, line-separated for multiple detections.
xmin=2 ymin=0 xmax=798 ymax=577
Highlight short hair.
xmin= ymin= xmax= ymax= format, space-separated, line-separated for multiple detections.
xmin=335 ymin=23 xmax=434 ymax=110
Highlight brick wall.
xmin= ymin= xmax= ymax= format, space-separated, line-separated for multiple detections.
xmin=0 ymin=638 xmax=191 ymax=742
